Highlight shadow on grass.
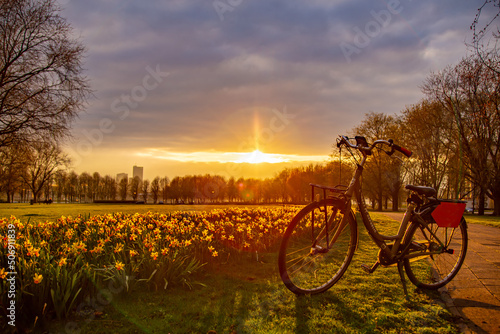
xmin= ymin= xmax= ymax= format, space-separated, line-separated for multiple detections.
xmin=44 ymin=248 xmax=459 ymax=334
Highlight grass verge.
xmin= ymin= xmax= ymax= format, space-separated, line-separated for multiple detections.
xmin=463 ymin=213 xmax=500 ymax=228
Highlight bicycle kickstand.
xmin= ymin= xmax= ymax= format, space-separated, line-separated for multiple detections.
xmin=397 ymin=261 xmax=408 ymax=298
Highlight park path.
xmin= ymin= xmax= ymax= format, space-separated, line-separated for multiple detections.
xmin=380 ymin=212 xmax=500 ymax=334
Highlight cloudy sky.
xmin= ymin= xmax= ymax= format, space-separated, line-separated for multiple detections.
xmin=60 ymin=0 xmax=491 ymax=180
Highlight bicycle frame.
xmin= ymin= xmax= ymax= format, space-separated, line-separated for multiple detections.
xmin=322 ymin=137 xmax=454 ymax=268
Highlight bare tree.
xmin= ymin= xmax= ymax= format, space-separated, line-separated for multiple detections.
xmin=20 ymin=140 xmax=69 ymax=203
xmin=53 ymin=169 xmax=66 ymax=202
xmin=78 ymin=172 xmax=91 ymax=203
xmin=65 ymin=170 xmax=78 ymax=202
xmin=470 ymin=0 xmax=500 ymax=74
xmin=141 ymin=179 xmax=149 ymax=203
xmin=118 ymin=177 xmax=128 ymax=201
xmin=91 ymin=172 xmax=102 ymax=201
xmin=0 ymin=0 xmax=90 ymax=146
xmin=150 ymin=177 xmax=160 ymax=204
xmin=102 ymin=175 xmax=116 ymax=200
xmin=0 ymin=143 xmax=24 ymax=202
xmin=401 ymin=99 xmax=456 ymax=193
xmin=422 ymin=54 xmax=500 ymax=215
xmin=160 ymin=177 xmax=169 ymax=203
xmin=353 ymin=112 xmax=405 ymax=211
xmin=129 ymin=176 xmax=141 ymax=201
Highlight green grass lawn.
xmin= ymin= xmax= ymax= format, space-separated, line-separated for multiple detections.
xmin=463 ymin=213 xmax=500 ymax=228
xmin=0 ymin=202 xmax=281 ymax=223
xmin=40 ymin=212 xmax=460 ymax=334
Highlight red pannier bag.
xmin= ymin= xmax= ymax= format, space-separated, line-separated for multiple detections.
xmin=431 ymin=201 xmax=466 ymax=228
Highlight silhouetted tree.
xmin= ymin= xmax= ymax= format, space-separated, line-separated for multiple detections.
xmin=353 ymin=112 xmax=405 ymax=211
xmin=119 ymin=178 xmax=128 ymax=201
xmin=151 ymin=177 xmax=160 ymax=204
xmin=130 ymin=176 xmax=141 ymax=201
xmin=0 ymin=0 xmax=90 ymax=146
xmin=142 ymin=179 xmax=149 ymax=203
xmin=0 ymin=144 xmax=24 ymax=202
xmin=20 ymin=140 xmax=69 ymax=203
xmin=102 ymin=175 xmax=116 ymax=201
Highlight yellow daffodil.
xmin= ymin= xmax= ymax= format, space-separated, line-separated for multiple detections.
xmin=57 ymin=257 xmax=67 ymax=267
xmin=115 ymin=261 xmax=124 ymax=271
xmin=34 ymin=273 xmax=43 ymax=284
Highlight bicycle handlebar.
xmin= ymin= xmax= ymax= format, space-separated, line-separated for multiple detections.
xmin=390 ymin=142 xmax=413 ymax=158
xmin=337 ymin=135 xmax=412 ymax=158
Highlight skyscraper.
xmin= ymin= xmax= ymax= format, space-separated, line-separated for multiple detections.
xmin=133 ymin=166 xmax=143 ymax=181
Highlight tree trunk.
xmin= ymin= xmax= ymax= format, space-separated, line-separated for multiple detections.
xmin=392 ymin=190 xmax=399 ymax=211
xmin=377 ymin=191 xmax=383 ymax=211
xmin=493 ymin=196 xmax=500 ymax=216
xmin=478 ymin=189 xmax=485 ymax=216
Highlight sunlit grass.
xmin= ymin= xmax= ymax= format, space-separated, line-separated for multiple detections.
xmin=463 ymin=213 xmax=500 ymax=228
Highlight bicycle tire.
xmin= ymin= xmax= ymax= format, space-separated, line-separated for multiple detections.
xmin=278 ymin=199 xmax=357 ymax=294
xmin=403 ymin=217 xmax=468 ymax=290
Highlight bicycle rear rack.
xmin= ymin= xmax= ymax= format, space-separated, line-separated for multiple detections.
xmin=310 ymin=183 xmax=347 ymax=201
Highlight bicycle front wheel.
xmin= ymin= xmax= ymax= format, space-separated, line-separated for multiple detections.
xmin=404 ymin=217 xmax=468 ymax=290
xmin=278 ymin=199 xmax=357 ymax=295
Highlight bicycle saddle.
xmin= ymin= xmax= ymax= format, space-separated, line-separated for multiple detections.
xmin=405 ymin=185 xmax=436 ymax=197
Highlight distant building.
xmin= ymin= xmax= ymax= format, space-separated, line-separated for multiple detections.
xmin=116 ymin=173 xmax=128 ymax=183
xmin=133 ymin=166 xmax=143 ymax=181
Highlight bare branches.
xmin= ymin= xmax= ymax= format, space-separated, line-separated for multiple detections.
xmin=0 ymin=0 xmax=90 ymax=147
xmin=470 ymin=0 xmax=500 ymax=74
xmin=422 ymin=54 xmax=500 ymax=214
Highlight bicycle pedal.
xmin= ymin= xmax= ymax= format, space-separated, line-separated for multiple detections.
xmin=361 ymin=262 xmax=379 ymax=274
xmin=361 ymin=264 xmax=372 ymax=274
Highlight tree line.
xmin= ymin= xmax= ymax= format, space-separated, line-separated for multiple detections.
xmin=0 ymin=160 xmax=352 ymax=205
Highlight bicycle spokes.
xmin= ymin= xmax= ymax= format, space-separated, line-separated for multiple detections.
xmin=404 ymin=220 xmax=467 ymax=290
xmin=279 ymin=199 xmax=357 ymax=294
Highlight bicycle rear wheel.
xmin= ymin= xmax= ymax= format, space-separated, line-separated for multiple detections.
xmin=278 ymin=199 xmax=357 ymax=294
xmin=403 ymin=217 xmax=468 ymax=290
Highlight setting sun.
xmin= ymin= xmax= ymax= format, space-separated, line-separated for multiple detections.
xmin=236 ymin=150 xmax=287 ymax=164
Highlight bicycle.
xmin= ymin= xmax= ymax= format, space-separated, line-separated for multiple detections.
xmin=278 ymin=135 xmax=468 ymax=295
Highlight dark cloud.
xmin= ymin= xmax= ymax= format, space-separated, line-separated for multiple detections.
xmin=61 ymin=0 xmax=482 ymax=176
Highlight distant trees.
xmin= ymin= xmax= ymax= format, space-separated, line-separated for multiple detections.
xmin=0 ymin=162 xmax=357 ymax=205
